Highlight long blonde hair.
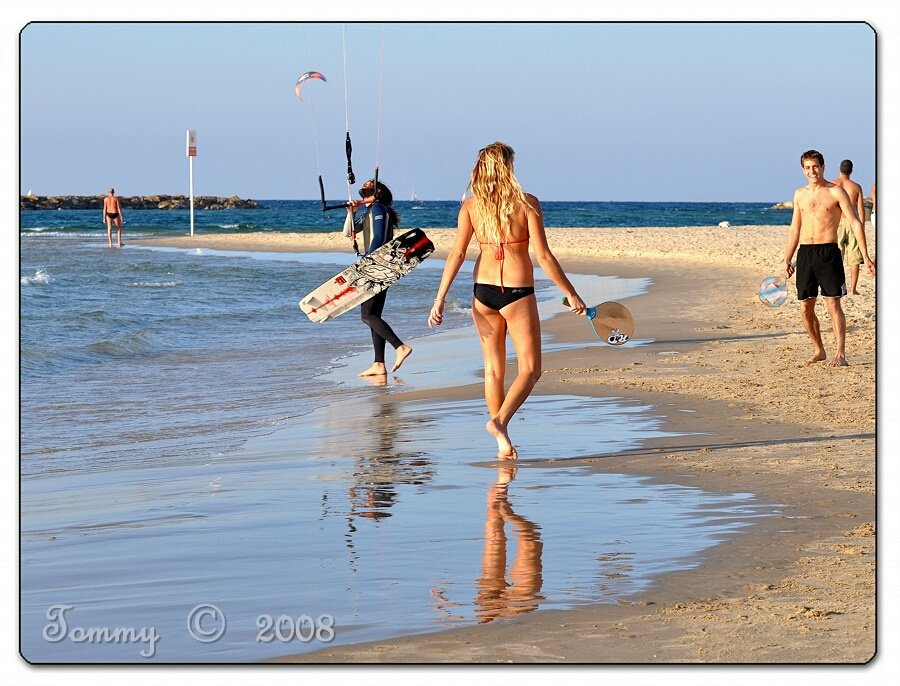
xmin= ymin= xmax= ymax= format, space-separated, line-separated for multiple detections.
xmin=469 ymin=142 xmax=530 ymax=246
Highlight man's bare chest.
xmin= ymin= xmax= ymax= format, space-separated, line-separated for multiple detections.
xmin=802 ymin=188 xmax=837 ymax=217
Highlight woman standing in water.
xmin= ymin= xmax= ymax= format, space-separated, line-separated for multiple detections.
xmin=428 ymin=142 xmax=586 ymax=459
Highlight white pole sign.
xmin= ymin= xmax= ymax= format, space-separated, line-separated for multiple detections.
xmin=187 ymin=130 xmax=196 ymax=236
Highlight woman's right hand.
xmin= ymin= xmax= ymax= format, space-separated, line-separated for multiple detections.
xmin=428 ymin=300 xmax=445 ymax=329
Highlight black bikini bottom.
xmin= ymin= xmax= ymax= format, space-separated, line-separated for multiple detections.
xmin=473 ymin=283 xmax=535 ymax=310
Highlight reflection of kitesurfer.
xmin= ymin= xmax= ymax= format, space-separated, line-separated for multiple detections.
xmin=474 ymin=467 xmax=543 ymax=623
xmin=428 ymin=142 xmax=586 ymax=458
xmin=345 ymin=401 xmax=435 ymax=522
xmin=344 ymin=180 xmax=412 ymax=377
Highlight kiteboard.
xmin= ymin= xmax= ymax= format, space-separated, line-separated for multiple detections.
xmin=562 ymin=298 xmax=634 ymax=346
xmin=758 ymin=275 xmax=788 ymax=307
xmin=300 ymin=228 xmax=435 ymax=323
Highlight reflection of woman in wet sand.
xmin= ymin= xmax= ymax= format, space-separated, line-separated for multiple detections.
xmin=474 ymin=467 xmax=543 ymax=623
xmin=428 ymin=142 xmax=586 ymax=459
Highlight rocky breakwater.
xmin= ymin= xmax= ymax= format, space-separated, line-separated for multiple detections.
xmin=769 ymin=196 xmax=872 ymax=222
xmin=20 ymin=194 xmax=263 ymax=210
xmin=771 ymin=197 xmax=874 ymax=214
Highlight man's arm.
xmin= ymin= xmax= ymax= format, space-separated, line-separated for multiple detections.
xmin=342 ymin=208 xmax=355 ymax=238
xmin=855 ymin=183 xmax=865 ymax=225
xmin=784 ymin=190 xmax=802 ymax=278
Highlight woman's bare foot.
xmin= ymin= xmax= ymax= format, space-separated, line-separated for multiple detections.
xmin=391 ymin=345 xmax=412 ymax=372
xmin=358 ymin=362 xmax=388 ymax=377
xmin=486 ymin=419 xmax=517 ymax=460
xmin=828 ymin=355 xmax=849 ymax=367
xmin=498 ymin=447 xmax=518 ymax=460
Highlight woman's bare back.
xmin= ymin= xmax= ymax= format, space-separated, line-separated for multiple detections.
xmin=469 ymin=197 xmax=535 ymax=289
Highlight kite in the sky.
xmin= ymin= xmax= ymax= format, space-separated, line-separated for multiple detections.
xmin=295 ymin=72 xmax=326 ymax=101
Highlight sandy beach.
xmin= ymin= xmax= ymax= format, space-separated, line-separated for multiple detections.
xmin=133 ymin=224 xmax=876 ymax=664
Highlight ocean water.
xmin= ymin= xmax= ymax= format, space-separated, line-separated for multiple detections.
xmin=20 ymin=200 xmax=786 ymax=475
xmin=19 ymin=199 xmax=789 ymax=239
xmin=19 ymin=203 xmax=785 ymax=663
xmin=20 ymin=238 xmax=444 ymax=477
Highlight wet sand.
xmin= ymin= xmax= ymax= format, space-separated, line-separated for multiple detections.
xmin=133 ymin=225 xmax=876 ymax=664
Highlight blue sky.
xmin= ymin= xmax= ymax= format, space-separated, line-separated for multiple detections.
xmin=16 ymin=20 xmax=877 ymax=202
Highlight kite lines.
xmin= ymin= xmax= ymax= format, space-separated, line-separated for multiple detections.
xmin=298 ymin=23 xmax=386 ymax=212
xmin=342 ymin=24 xmax=356 ymax=190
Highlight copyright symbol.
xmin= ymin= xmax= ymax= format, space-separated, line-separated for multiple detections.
xmin=187 ymin=604 xmax=226 ymax=643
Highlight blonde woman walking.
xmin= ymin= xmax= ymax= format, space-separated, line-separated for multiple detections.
xmin=428 ymin=143 xmax=586 ymax=459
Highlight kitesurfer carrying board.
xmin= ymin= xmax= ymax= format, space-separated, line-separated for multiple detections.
xmin=344 ymin=179 xmax=413 ymax=377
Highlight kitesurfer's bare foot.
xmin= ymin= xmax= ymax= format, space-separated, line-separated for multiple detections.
xmin=359 ymin=362 xmax=388 ymax=377
xmin=803 ymin=351 xmax=827 ymax=366
xmin=391 ymin=345 xmax=412 ymax=373
xmin=828 ymin=355 xmax=849 ymax=367
xmin=486 ymin=419 xmax=517 ymax=460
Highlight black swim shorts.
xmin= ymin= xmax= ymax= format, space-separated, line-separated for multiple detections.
xmin=796 ymin=243 xmax=846 ymax=300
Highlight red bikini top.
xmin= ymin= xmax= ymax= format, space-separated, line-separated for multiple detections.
xmin=479 ymin=235 xmax=529 ymax=292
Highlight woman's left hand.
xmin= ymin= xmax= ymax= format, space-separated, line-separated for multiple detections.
xmin=565 ymin=294 xmax=587 ymax=315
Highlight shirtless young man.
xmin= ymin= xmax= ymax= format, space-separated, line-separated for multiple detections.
xmin=103 ymin=188 xmax=124 ymax=247
xmin=830 ymin=159 xmax=866 ymax=295
xmin=784 ymin=150 xmax=875 ymax=367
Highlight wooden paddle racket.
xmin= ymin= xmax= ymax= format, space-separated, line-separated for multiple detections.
xmin=563 ymin=298 xmax=634 ymax=346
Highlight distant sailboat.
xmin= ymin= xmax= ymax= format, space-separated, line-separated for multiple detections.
xmin=410 ymin=189 xmax=424 ymax=208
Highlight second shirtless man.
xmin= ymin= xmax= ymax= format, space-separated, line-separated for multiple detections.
xmin=103 ymin=188 xmax=124 ymax=248
xmin=785 ymin=150 xmax=875 ymax=367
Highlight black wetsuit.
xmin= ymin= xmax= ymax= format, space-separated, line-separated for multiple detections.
xmin=357 ymin=203 xmax=403 ymax=364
